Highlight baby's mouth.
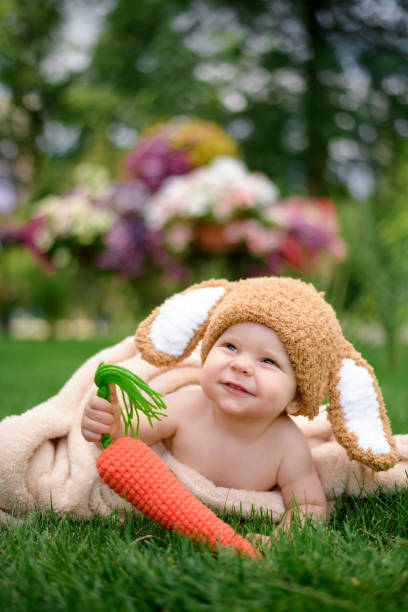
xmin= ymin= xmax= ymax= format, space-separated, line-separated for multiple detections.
xmin=222 ymin=381 xmax=254 ymax=396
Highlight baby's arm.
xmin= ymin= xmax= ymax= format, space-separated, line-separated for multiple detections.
xmin=81 ymin=385 xmax=186 ymax=446
xmin=276 ymin=423 xmax=327 ymax=530
xmin=246 ymin=421 xmax=327 ymax=550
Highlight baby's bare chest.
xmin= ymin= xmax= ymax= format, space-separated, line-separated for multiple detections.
xmin=168 ymin=422 xmax=282 ymax=491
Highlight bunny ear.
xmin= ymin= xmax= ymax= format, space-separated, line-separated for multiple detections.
xmin=135 ymin=279 xmax=229 ymax=366
xmin=327 ymin=342 xmax=398 ymax=471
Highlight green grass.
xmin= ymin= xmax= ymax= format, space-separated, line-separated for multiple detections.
xmin=1 ymin=338 xmax=408 ymax=611
xmin=0 ymin=337 xmax=123 ymax=417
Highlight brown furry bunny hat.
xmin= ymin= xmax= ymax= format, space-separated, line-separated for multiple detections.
xmin=135 ymin=277 xmax=398 ymax=472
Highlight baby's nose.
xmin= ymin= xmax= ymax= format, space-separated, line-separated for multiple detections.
xmin=231 ymin=356 xmax=253 ymax=375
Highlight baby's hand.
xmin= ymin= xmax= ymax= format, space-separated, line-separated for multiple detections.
xmin=81 ymin=384 xmax=123 ymax=443
xmin=246 ymin=533 xmax=273 ymax=551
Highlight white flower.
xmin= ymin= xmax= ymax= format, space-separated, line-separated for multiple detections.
xmin=145 ymin=156 xmax=278 ymax=229
xmin=33 ymin=191 xmax=114 ymax=247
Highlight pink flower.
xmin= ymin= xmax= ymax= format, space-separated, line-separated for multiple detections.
xmin=265 ymin=196 xmax=346 ymax=265
xmin=225 ymin=219 xmax=282 ymax=255
xmin=165 ymin=223 xmax=194 ymax=252
xmin=214 ymin=188 xmax=257 ymax=218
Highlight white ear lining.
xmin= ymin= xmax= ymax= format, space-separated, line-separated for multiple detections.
xmin=336 ymin=358 xmax=391 ymax=455
xmin=149 ymin=286 xmax=226 ymax=357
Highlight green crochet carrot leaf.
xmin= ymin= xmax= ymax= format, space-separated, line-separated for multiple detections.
xmin=94 ymin=362 xmax=167 ymax=448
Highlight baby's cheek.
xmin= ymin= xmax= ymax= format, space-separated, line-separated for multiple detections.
xmin=199 ymin=365 xmax=215 ymax=400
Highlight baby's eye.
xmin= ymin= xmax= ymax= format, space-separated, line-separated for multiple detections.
xmin=224 ymin=343 xmax=237 ymax=352
xmin=263 ymin=358 xmax=276 ymax=366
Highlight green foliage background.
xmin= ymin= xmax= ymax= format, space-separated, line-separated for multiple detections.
xmin=1 ymin=0 xmax=408 ymax=358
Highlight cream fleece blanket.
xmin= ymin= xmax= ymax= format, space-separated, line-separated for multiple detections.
xmin=1 ymin=336 xmax=408 ymax=526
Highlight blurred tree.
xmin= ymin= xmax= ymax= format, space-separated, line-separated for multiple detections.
xmin=1 ymin=0 xmax=408 ymax=346
xmin=0 ymin=0 xmax=64 ymax=205
xmin=61 ymin=0 xmax=216 ymax=174
xmin=52 ymin=0 xmax=406 ymax=204
xmin=366 ymin=147 xmax=408 ymax=364
xmin=2 ymin=0 xmax=408 ymax=202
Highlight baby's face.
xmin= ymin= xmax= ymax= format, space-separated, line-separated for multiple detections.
xmin=200 ymin=322 xmax=298 ymax=421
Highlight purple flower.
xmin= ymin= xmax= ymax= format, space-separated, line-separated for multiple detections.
xmin=163 ymin=262 xmax=190 ymax=283
xmin=97 ymin=214 xmax=149 ymax=277
xmin=148 ymin=229 xmax=171 ymax=266
xmin=0 ymin=218 xmax=55 ymax=273
xmin=98 ymin=180 xmax=150 ymax=215
xmin=290 ymin=219 xmax=330 ymax=250
xmin=249 ymin=250 xmax=284 ymax=277
xmin=123 ymin=135 xmax=191 ymax=193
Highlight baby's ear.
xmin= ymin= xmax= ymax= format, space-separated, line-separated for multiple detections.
xmin=135 ymin=279 xmax=229 ymax=366
xmin=326 ymin=341 xmax=398 ymax=471
xmin=286 ymin=394 xmax=302 ymax=416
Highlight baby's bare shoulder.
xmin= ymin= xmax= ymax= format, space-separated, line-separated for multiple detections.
xmin=164 ymin=387 xmax=207 ymax=414
xmin=269 ymin=415 xmax=309 ymax=450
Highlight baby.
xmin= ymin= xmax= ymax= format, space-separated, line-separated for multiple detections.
xmin=82 ymin=319 xmax=327 ymax=528
xmin=82 ymin=276 xmax=397 ymax=535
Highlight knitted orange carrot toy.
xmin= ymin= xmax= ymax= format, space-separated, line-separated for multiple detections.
xmin=94 ymin=363 xmax=257 ymax=559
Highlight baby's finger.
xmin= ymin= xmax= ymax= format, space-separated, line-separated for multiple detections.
xmin=88 ymin=395 xmax=114 ymax=412
xmin=81 ymin=428 xmax=100 ymax=442
xmin=86 ymin=407 xmax=115 ymax=425
xmin=108 ymin=383 xmax=120 ymax=406
xmin=82 ymin=415 xmax=105 ymax=432
xmin=246 ymin=533 xmax=273 ymax=550
xmin=82 ymin=415 xmax=112 ymax=435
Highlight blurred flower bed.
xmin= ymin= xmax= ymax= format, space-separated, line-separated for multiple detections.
xmin=122 ymin=118 xmax=239 ymax=192
xmin=0 ymin=117 xmax=346 ymax=334
xmin=146 ymin=156 xmax=345 ymax=277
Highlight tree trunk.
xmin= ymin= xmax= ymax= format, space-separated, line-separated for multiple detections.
xmin=303 ymin=0 xmax=330 ymax=196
